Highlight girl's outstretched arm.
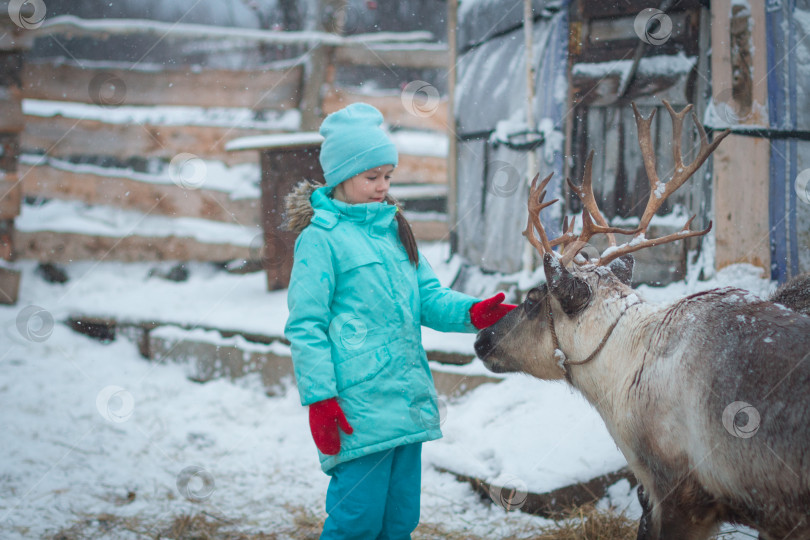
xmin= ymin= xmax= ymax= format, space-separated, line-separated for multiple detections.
xmin=416 ymin=252 xmax=480 ymax=333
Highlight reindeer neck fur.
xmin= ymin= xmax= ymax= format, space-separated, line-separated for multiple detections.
xmin=549 ymin=266 xmax=663 ymax=420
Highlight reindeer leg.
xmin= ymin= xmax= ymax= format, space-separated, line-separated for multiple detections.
xmin=636 ymin=484 xmax=655 ymax=540
xmin=655 ymin=498 xmax=720 ymax=540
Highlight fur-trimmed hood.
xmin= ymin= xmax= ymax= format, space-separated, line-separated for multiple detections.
xmin=281 ymin=179 xmax=403 ymax=234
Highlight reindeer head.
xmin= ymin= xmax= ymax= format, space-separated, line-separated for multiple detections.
xmin=475 ymin=101 xmax=730 ymax=381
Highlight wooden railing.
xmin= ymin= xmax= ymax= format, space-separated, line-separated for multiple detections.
xmin=4 ymin=16 xmax=452 ymax=266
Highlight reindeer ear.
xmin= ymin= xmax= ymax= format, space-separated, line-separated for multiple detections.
xmin=608 ymin=254 xmax=634 ymax=286
xmin=543 ymin=253 xmax=591 ymax=315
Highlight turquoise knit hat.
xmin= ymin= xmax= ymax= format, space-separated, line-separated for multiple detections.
xmin=318 ymin=103 xmax=399 ymax=187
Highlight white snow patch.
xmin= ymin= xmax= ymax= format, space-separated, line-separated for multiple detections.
xmin=572 ymin=52 xmax=696 ymax=79
xmin=16 ymin=199 xmax=260 ymax=247
xmin=23 ymin=99 xmax=302 ymax=130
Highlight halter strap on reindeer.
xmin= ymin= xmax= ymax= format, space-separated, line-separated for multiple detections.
xmin=524 ymin=100 xmax=730 ymax=375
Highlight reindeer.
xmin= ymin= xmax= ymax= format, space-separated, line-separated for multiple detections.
xmin=474 ymin=101 xmax=810 ymax=540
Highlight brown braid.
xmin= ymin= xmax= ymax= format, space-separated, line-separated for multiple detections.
xmin=395 ymin=210 xmax=420 ymax=268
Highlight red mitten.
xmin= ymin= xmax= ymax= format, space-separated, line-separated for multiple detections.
xmin=470 ymin=292 xmax=517 ymax=329
xmin=308 ymin=398 xmax=353 ymax=455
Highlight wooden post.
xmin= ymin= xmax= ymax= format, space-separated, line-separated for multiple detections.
xmin=711 ymin=0 xmax=770 ymax=273
xmin=0 ymin=2 xmax=34 ymax=304
xmin=299 ymin=0 xmax=345 ymax=130
xmin=225 ymin=134 xmax=326 ymax=291
xmin=521 ymin=0 xmax=538 ymax=272
xmin=447 ymin=0 xmax=458 ymax=253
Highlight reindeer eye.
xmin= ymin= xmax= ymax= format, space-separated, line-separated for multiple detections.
xmin=524 ymin=287 xmax=545 ymax=315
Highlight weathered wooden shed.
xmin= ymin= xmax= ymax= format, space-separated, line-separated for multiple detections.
xmin=450 ymin=0 xmax=810 ymax=286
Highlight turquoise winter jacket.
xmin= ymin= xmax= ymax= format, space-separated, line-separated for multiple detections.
xmin=283 ymin=183 xmax=479 ymax=473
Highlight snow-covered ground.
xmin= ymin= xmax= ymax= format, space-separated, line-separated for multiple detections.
xmin=0 ymin=245 xmax=771 ymax=538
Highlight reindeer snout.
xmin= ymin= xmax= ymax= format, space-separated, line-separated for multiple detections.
xmin=474 ymin=328 xmax=496 ymax=359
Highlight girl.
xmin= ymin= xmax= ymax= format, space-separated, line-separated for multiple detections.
xmin=284 ymin=102 xmax=514 ymax=539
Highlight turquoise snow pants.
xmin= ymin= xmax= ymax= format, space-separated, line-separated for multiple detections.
xmin=320 ymin=442 xmax=422 ymax=540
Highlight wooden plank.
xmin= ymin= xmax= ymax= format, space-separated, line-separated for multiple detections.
xmin=333 ymin=44 xmax=448 ymax=69
xmin=409 ymin=219 xmax=448 ymax=242
xmin=711 ymin=0 xmax=770 ymax=272
xmin=443 ymin=465 xmax=636 ymax=519
xmin=447 ymin=0 xmax=459 ymax=252
xmin=621 ymin=104 xmax=646 ymax=219
xmin=0 ymin=266 xmax=21 ymax=304
xmin=578 ymin=0 xmax=702 ymax=22
xmin=323 ymin=88 xmax=449 ymax=132
xmin=395 ymin=154 xmax=446 ymax=184
xmin=0 ymin=21 xmax=35 ymax=51
xmin=0 ymin=132 xmax=19 ymax=173
xmin=0 ymin=51 xmax=23 ymax=89
xmin=13 ymin=229 xmax=251 ymax=262
xmin=300 ymin=45 xmax=335 ymax=130
xmin=0 ymin=88 xmax=24 ymax=132
xmin=600 ymin=107 xmax=619 ymax=219
xmin=0 ymin=218 xmax=12 ymax=260
xmin=33 ymin=15 xmax=434 ymax=46
xmin=588 ymin=13 xmax=688 ymax=43
xmin=0 ymin=173 xmax=21 ymax=219
xmin=583 ymin=107 xmax=606 ymax=214
xmin=571 ymin=70 xmax=691 ymax=108
xmin=18 ymin=163 xmax=262 ymax=226
xmin=260 ymin=146 xmax=323 ymax=290
xmin=22 ymin=115 xmax=267 ymax=166
xmin=21 ymin=61 xmax=304 ymax=109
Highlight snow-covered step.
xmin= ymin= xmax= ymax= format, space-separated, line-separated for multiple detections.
xmin=145 ymin=324 xmax=500 ymax=398
xmin=14 ymin=199 xmax=260 ymax=262
xmin=426 ymin=376 xmax=633 ymax=517
xmin=442 ymin=466 xmax=635 ymax=517
xmin=149 ymin=326 xmax=295 ymax=396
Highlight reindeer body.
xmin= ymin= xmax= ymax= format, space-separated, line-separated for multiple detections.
xmin=771 ymin=273 xmax=810 ymax=316
xmin=478 ymin=101 xmax=810 ymax=538
xmin=477 ymin=267 xmax=810 ymax=539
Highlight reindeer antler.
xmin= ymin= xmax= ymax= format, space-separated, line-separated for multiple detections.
xmin=523 ymin=101 xmax=731 ymax=267
xmin=523 ymin=172 xmax=576 ymax=254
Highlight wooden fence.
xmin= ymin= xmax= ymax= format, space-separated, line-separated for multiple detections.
xmin=3 ymin=16 xmax=451 ymax=269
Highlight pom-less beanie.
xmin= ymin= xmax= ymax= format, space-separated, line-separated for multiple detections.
xmin=318 ymin=103 xmax=399 ymax=187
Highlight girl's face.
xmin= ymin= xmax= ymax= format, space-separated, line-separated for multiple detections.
xmin=333 ymin=165 xmax=394 ymax=204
